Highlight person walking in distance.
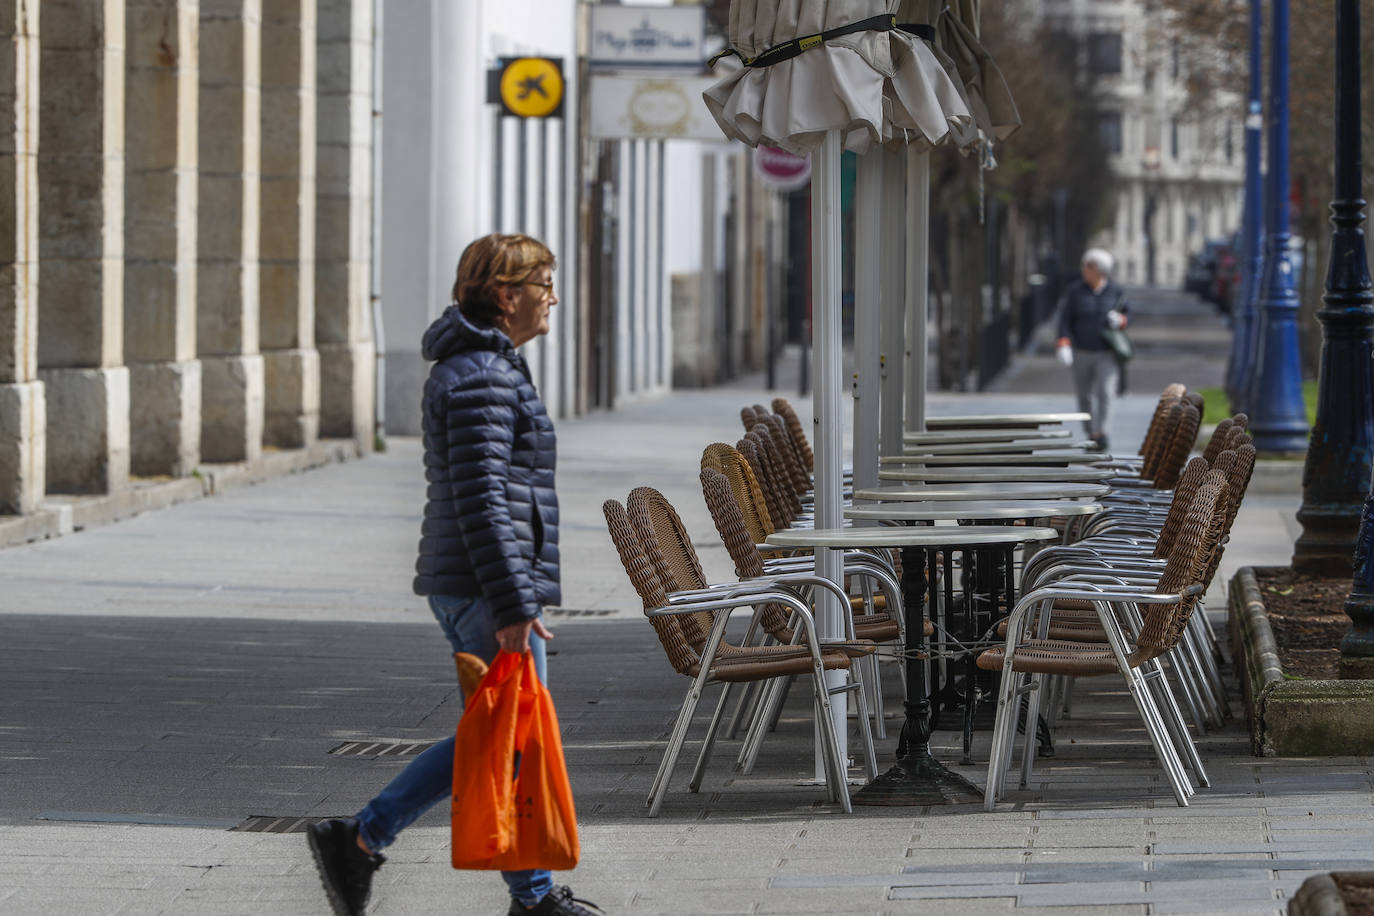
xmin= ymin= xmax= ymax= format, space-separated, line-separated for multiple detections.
xmin=1055 ymin=248 xmax=1130 ymax=452
xmin=306 ymin=234 xmax=601 ymax=916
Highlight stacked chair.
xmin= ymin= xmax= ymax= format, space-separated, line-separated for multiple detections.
xmin=604 ymin=380 xmax=1245 ymax=815
xmin=974 ymin=383 xmax=1255 ymax=808
xmin=981 ymin=469 xmax=1231 ymax=808
xmin=602 ymin=487 xmax=881 ymax=815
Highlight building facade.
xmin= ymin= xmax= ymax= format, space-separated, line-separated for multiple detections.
xmin=1038 ymin=0 xmax=1243 ymax=285
xmin=0 ymin=0 xmax=784 ymax=529
xmin=0 ymin=0 xmax=376 ymax=522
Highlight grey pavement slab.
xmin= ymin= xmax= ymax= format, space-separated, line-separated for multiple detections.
xmin=0 ymin=289 xmax=1362 ymax=914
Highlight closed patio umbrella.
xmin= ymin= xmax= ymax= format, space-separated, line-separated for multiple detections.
xmin=705 ymin=0 xmax=972 ymax=796
xmin=887 ymin=0 xmax=1020 ymax=147
xmin=703 ymin=0 xmax=971 ymax=154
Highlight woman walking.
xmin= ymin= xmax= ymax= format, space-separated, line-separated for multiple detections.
xmin=307 ymin=234 xmax=599 ymax=916
xmin=1055 ymin=247 xmax=1130 ymax=452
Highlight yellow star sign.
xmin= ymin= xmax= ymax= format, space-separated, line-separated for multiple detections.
xmin=499 ymin=58 xmax=564 ymax=118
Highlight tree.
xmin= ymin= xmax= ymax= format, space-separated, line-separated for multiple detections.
xmin=1163 ymin=0 xmax=1374 ymax=376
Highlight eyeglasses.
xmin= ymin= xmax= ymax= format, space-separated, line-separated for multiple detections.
xmin=525 ymin=280 xmax=555 ymax=298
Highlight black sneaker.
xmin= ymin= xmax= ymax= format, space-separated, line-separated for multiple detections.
xmin=306 ymin=817 xmax=385 ymax=916
xmin=509 ymin=884 xmax=605 ymax=916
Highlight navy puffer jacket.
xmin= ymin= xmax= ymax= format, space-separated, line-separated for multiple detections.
xmin=413 ymin=305 xmax=560 ymax=630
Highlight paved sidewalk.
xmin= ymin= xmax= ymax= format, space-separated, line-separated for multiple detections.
xmin=1 ymin=294 xmax=1368 ymax=915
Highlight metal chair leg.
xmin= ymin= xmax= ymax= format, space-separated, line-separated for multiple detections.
xmin=649 ymin=669 xmax=713 ymax=817
xmin=688 ymin=682 xmax=735 ymax=793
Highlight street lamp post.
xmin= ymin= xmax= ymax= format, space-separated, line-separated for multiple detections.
xmin=1245 ymin=0 xmax=1310 ymax=453
xmin=1226 ymin=0 xmax=1265 ymax=413
xmin=1319 ymin=0 xmax=1374 ymax=657
xmin=1293 ymin=0 xmax=1374 ymax=577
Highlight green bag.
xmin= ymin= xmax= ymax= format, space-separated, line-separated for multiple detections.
xmin=1101 ymin=326 xmax=1134 ymax=362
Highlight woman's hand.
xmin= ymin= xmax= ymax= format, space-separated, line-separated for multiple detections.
xmin=495 ymin=617 xmax=554 ymax=654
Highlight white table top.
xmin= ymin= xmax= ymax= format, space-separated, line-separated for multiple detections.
xmin=903 ymin=452 xmax=1104 ymax=466
xmin=877 ymin=465 xmax=1116 ymax=483
xmin=901 ymin=428 xmax=1072 ymax=445
xmin=924 ymin=412 xmax=1090 ymax=429
xmin=844 ymin=500 xmax=1104 ymax=522
xmin=901 ymin=440 xmax=1096 ymax=456
xmin=852 ymin=482 xmax=1110 ymax=502
xmin=765 ymin=526 xmax=1062 ymax=549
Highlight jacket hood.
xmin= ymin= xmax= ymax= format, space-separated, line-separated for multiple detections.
xmin=421 ymin=305 xmax=513 ymax=362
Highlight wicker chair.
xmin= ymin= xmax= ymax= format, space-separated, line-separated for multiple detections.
xmin=754 ymin=411 xmax=811 ymax=497
xmin=1018 ymin=456 xmax=1220 ymax=728
xmin=739 ymin=431 xmax=801 ymax=529
xmin=1019 ymin=446 xmax=1255 ymax=731
xmin=771 ymin=396 xmax=815 ymax=474
xmin=699 ymin=466 xmax=906 ymax=742
xmin=980 ymin=473 xmax=1229 ymax=809
xmin=605 ymin=488 xmax=878 ymax=815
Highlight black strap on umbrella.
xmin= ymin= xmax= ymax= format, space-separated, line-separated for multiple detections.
xmin=709 ymin=13 xmax=933 ymax=70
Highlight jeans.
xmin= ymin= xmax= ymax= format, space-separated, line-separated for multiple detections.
xmin=355 ymin=594 xmax=552 ymax=907
xmin=1070 ymin=348 xmax=1120 ymax=440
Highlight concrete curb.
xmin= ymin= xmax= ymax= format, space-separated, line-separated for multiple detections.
xmin=1248 ymin=458 xmax=1305 ymax=495
xmin=1229 ymin=565 xmax=1374 ymax=756
xmin=0 ymin=439 xmax=363 ymax=549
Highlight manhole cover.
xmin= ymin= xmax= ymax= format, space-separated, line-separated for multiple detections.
xmin=329 ymin=739 xmax=436 ymax=758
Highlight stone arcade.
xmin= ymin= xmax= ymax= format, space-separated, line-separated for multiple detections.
xmin=0 ymin=0 xmax=376 ymax=532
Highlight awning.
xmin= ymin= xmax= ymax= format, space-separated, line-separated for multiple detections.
xmin=703 ymin=0 xmax=972 ymax=155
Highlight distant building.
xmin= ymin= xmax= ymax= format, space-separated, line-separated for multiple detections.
xmin=1036 ymin=0 xmax=1243 ymax=286
xmin=1 ymin=0 xmax=778 ymax=535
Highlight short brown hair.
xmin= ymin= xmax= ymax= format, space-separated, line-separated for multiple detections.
xmin=451 ymin=234 xmax=556 ymax=326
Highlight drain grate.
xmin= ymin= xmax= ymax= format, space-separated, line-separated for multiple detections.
xmin=232 ymin=815 xmax=332 ymax=834
xmin=329 ymin=739 xmax=436 ymax=758
xmin=545 ymin=607 xmax=616 ymax=617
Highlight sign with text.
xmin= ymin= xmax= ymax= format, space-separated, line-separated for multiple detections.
xmin=589 ymin=74 xmax=726 ymax=141
xmin=589 ymin=6 xmax=704 ymax=70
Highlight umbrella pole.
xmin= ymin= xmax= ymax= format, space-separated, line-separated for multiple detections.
xmin=854 ymin=148 xmax=982 ymax=807
xmin=903 ymin=149 xmax=929 ymax=435
xmin=811 ymin=129 xmax=847 ymax=780
xmin=852 ymin=151 xmax=884 ymax=493
xmin=879 ymin=148 xmax=907 ymax=459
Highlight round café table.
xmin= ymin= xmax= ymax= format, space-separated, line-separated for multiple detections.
xmin=894 ymin=452 xmax=1104 ymax=466
xmin=853 ymin=482 xmax=1110 ymax=502
xmin=845 ymin=500 xmax=1104 ymax=762
xmin=844 ymin=500 xmax=1103 ymax=524
xmin=764 ymin=525 xmax=1060 ymax=806
xmin=925 ymin=411 xmax=1089 ymax=430
xmin=902 ymin=428 xmax=1073 ymax=446
xmin=901 ymin=439 xmax=1096 ymax=456
xmin=878 ymin=465 xmax=1116 ymax=483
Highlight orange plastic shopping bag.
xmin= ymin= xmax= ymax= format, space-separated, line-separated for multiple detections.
xmin=450 ymin=650 xmax=580 ymax=871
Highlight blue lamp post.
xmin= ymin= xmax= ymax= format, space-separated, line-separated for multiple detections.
xmin=1225 ymin=0 xmax=1265 ymax=414
xmin=1320 ymin=0 xmax=1374 ymax=656
xmin=1293 ymin=0 xmax=1374 ymax=577
xmin=1245 ymin=0 xmax=1310 ymax=453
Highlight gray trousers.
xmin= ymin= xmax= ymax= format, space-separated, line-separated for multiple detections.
xmin=1070 ymin=349 xmax=1119 ymax=439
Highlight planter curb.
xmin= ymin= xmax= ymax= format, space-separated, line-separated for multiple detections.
xmin=1289 ymin=871 xmax=1374 ymax=916
xmin=1229 ymin=566 xmax=1374 ymax=756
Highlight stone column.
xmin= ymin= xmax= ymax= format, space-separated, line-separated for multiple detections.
xmin=315 ymin=0 xmax=373 ymax=447
xmin=0 ymin=0 xmax=43 ymax=514
xmin=260 ymin=0 xmax=318 ymax=448
xmin=198 ymin=0 xmax=263 ymax=462
xmin=37 ymin=1 xmax=130 ymax=495
xmin=125 ymin=0 xmax=200 ymax=477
